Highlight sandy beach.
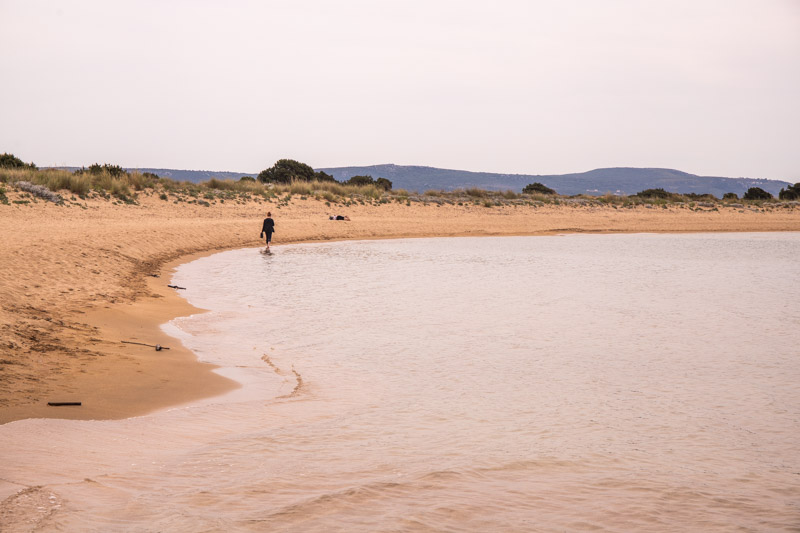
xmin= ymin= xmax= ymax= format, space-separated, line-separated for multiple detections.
xmin=1 ymin=191 xmax=798 ymax=424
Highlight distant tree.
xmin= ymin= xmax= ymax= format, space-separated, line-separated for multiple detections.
xmin=239 ymin=176 xmax=256 ymax=182
xmin=723 ymin=192 xmax=739 ymax=200
xmin=75 ymin=163 xmax=127 ymax=177
xmin=314 ymin=170 xmax=336 ymax=182
xmin=635 ymin=188 xmax=674 ymax=199
xmin=375 ymin=177 xmax=393 ymax=191
xmin=0 ymin=153 xmax=36 ymax=169
xmin=778 ymin=183 xmax=800 ymax=201
xmin=743 ymin=187 xmax=772 ymax=200
xmin=258 ymin=159 xmax=315 ymax=183
xmin=523 ymin=182 xmax=556 ymax=195
xmin=142 ymin=172 xmax=160 ymax=180
xmin=683 ymin=192 xmax=714 ymax=200
xmin=345 ymin=175 xmax=375 ymax=186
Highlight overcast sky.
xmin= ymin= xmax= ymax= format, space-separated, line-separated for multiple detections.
xmin=2 ymin=0 xmax=798 ymax=180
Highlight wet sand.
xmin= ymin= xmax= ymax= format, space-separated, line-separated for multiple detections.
xmin=1 ymin=191 xmax=798 ymax=424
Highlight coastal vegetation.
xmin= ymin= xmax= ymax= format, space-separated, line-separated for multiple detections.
xmin=0 ymin=152 xmax=37 ymax=170
xmin=779 ymin=183 xmax=800 ymax=201
xmin=1 ymin=154 xmax=798 ymax=211
xmin=743 ymin=187 xmax=773 ymax=200
xmin=523 ymin=182 xmax=556 ymax=195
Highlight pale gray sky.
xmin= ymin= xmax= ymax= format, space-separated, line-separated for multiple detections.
xmin=1 ymin=0 xmax=798 ymax=180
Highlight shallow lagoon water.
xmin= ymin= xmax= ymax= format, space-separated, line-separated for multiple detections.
xmin=1 ymin=233 xmax=799 ymax=531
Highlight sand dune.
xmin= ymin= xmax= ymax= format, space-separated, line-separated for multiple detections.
xmin=1 ymin=191 xmax=797 ymax=424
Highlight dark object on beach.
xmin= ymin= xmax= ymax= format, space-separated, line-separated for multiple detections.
xmin=149 ymin=273 xmax=160 ymax=278
xmin=167 ymin=285 xmax=186 ymax=290
xmin=48 ymin=402 xmax=81 ymax=407
xmin=121 ymin=340 xmax=171 ymax=350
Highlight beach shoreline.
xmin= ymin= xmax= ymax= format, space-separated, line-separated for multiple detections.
xmin=1 ymin=192 xmax=798 ymax=424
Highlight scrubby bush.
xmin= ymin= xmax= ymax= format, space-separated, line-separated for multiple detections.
xmin=778 ymin=183 xmax=800 ymax=201
xmin=523 ymin=182 xmax=556 ymax=195
xmin=635 ymin=188 xmax=675 ymax=199
xmin=723 ymin=192 xmax=739 ymax=200
xmin=375 ymin=177 xmax=392 ymax=191
xmin=345 ymin=175 xmax=375 ymax=186
xmin=0 ymin=153 xmax=36 ymax=169
xmin=75 ymin=163 xmax=128 ymax=177
xmin=15 ymin=181 xmax=62 ymax=203
xmin=239 ymin=176 xmax=255 ymax=182
xmin=683 ymin=193 xmax=715 ymax=201
xmin=314 ymin=170 xmax=336 ymax=182
xmin=743 ymin=187 xmax=772 ymax=200
xmin=465 ymin=188 xmax=487 ymax=198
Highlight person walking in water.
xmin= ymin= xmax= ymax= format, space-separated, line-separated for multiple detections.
xmin=260 ymin=211 xmax=275 ymax=251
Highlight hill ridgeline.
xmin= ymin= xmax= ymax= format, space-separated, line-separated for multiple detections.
xmin=109 ymin=165 xmax=792 ymax=198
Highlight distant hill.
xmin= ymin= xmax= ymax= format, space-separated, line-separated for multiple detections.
xmin=132 ymin=168 xmax=258 ymax=182
xmin=50 ymin=165 xmax=792 ymax=198
xmin=53 ymin=167 xmax=258 ymax=182
xmin=317 ymin=165 xmax=793 ymax=198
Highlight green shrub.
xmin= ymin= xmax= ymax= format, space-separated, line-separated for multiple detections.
xmin=76 ymin=163 xmax=128 ymax=177
xmin=778 ymin=183 xmax=800 ymax=201
xmin=258 ymin=159 xmax=316 ymax=183
xmin=375 ymin=177 xmax=392 ymax=191
xmin=683 ymin=192 xmax=715 ymax=201
xmin=723 ymin=192 xmax=739 ymax=200
xmin=522 ymin=182 xmax=556 ymax=195
xmin=345 ymin=175 xmax=375 ymax=186
xmin=314 ymin=170 xmax=336 ymax=182
xmin=635 ymin=188 xmax=675 ymax=199
xmin=0 ymin=153 xmax=36 ymax=169
xmin=743 ymin=187 xmax=772 ymax=200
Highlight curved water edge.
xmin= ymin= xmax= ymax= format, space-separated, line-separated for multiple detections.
xmin=1 ymin=233 xmax=799 ymax=531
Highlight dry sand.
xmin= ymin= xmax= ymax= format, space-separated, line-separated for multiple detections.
xmin=1 ymin=191 xmax=798 ymax=424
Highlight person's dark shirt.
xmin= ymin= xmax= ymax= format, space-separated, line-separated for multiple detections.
xmin=261 ymin=217 xmax=275 ymax=233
